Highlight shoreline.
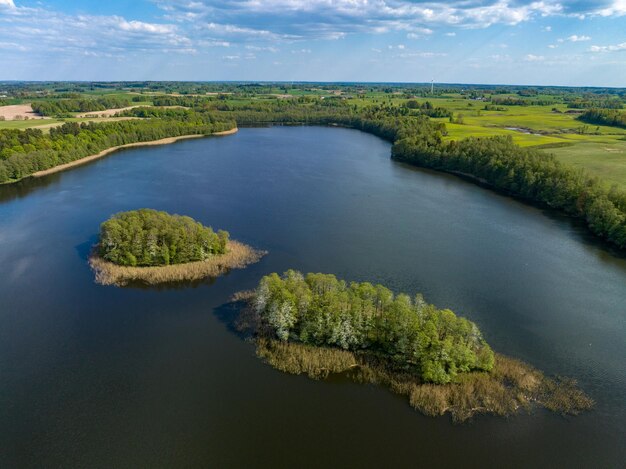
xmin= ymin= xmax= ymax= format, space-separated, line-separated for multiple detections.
xmin=30 ymin=127 xmax=238 ymax=179
xmin=90 ymin=238 xmax=263 ymax=286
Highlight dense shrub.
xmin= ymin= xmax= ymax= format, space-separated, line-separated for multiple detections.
xmin=99 ymin=209 xmax=229 ymax=266
xmin=253 ymin=270 xmax=495 ymax=384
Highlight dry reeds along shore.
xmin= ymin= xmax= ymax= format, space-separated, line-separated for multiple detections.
xmin=90 ymin=240 xmax=264 ymax=286
xmin=254 ymin=337 xmax=593 ymax=423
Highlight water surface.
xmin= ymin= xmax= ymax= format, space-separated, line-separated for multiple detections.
xmin=1 ymin=127 xmax=624 ymax=467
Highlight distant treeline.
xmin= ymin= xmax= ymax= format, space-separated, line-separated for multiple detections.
xmin=0 ymin=111 xmax=235 ymax=182
xmin=99 ymin=209 xmax=228 ymax=267
xmin=254 ymin=270 xmax=495 ymax=384
xmin=578 ymin=109 xmax=626 ymax=129
xmin=152 ymin=95 xmax=216 ymax=107
xmin=489 ymin=96 xmax=555 ymax=106
xmin=404 ymin=100 xmax=452 ymax=118
xmin=566 ymin=97 xmax=623 ymax=110
xmin=31 ymin=97 xmax=132 ymax=116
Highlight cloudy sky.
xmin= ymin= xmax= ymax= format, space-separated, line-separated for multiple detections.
xmin=0 ymin=0 xmax=625 ymax=86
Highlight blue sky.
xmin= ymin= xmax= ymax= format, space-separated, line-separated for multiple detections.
xmin=0 ymin=0 xmax=625 ymax=86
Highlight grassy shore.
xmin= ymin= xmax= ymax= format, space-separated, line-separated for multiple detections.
xmin=32 ymin=128 xmax=238 ymax=179
xmin=90 ymin=240 xmax=264 ymax=286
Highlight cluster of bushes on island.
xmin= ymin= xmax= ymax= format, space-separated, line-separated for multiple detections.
xmin=0 ymin=111 xmax=236 ymax=183
xmin=236 ymin=271 xmax=592 ymax=421
xmin=253 ymin=270 xmax=495 ymax=384
xmin=31 ymin=96 xmax=132 ymax=116
xmin=99 ymin=209 xmax=229 ymax=267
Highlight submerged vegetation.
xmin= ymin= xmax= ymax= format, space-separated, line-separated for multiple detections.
xmin=234 ymin=271 xmax=593 ymax=421
xmin=92 ymin=209 xmax=265 ymax=285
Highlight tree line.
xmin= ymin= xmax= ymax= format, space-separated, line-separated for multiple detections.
xmin=578 ymin=108 xmax=626 ymax=129
xmin=31 ymin=96 xmax=132 ymax=116
xmin=392 ymin=135 xmax=626 ymax=248
xmin=254 ymin=270 xmax=495 ymax=384
xmin=0 ymin=111 xmax=236 ymax=183
xmin=99 ymin=209 xmax=229 ymax=267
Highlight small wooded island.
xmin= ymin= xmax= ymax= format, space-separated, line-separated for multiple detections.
xmin=235 ymin=270 xmax=593 ymax=422
xmin=89 ymin=209 xmax=264 ymax=286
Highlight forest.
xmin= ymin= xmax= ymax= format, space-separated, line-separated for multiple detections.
xmin=578 ymin=108 xmax=626 ymax=129
xmin=31 ymin=96 xmax=132 ymax=116
xmin=99 ymin=209 xmax=229 ymax=267
xmin=253 ymin=270 xmax=495 ymax=384
xmin=0 ymin=110 xmax=236 ymax=182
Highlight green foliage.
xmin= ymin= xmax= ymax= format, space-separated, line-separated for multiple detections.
xmin=567 ymin=97 xmax=623 ymax=109
xmin=578 ymin=108 xmax=626 ymax=129
xmin=254 ymin=270 xmax=495 ymax=384
xmin=0 ymin=112 xmax=235 ymax=182
xmin=99 ymin=209 xmax=229 ymax=267
xmin=32 ymin=96 xmax=131 ymax=116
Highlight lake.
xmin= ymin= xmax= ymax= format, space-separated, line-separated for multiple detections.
xmin=1 ymin=127 xmax=624 ymax=467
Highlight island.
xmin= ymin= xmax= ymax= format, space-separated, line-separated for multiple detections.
xmin=89 ymin=209 xmax=265 ymax=286
xmin=234 ymin=270 xmax=593 ymax=422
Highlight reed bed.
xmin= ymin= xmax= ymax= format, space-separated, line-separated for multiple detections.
xmin=254 ymin=336 xmax=593 ymax=422
xmin=90 ymin=240 xmax=265 ymax=286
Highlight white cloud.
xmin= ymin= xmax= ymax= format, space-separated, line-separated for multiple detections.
xmin=205 ymin=22 xmax=298 ymax=41
xmin=595 ymin=0 xmax=626 ymax=16
xmin=245 ymin=45 xmax=278 ymax=52
xmin=562 ymin=35 xmax=591 ymax=42
xmin=589 ymin=42 xmax=626 ymax=52
xmin=0 ymin=41 xmax=27 ymax=51
xmin=0 ymin=0 xmax=15 ymax=7
xmin=116 ymin=18 xmax=175 ymax=34
xmin=524 ymin=54 xmax=545 ymax=61
xmin=396 ymin=51 xmax=447 ymax=58
xmin=542 ymin=25 xmax=552 ymax=32
xmin=0 ymin=4 xmax=191 ymax=58
xmin=445 ymin=32 xmax=456 ymax=37
xmin=155 ymin=0 xmax=568 ymax=39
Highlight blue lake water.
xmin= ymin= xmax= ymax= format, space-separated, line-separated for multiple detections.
xmin=0 ymin=127 xmax=624 ymax=467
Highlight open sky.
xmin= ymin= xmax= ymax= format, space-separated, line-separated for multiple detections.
xmin=0 ymin=0 xmax=625 ymax=86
